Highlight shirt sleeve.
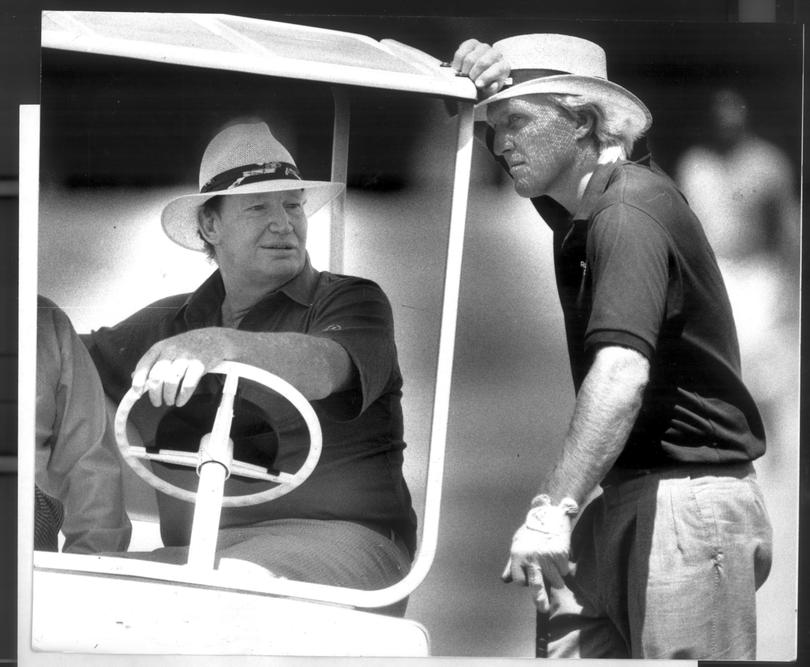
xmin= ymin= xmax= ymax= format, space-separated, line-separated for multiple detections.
xmin=307 ymin=278 xmax=399 ymax=418
xmin=36 ymin=298 xmax=132 ymax=554
xmin=585 ymin=203 xmax=672 ymax=361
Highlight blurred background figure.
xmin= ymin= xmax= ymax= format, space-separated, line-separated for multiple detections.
xmin=675 ymin=87 xmax=800 ymax=474
xmin=36 ymin=296 xmax=132 ymax=553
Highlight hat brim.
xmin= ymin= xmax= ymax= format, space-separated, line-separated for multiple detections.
xmin=161 ymin=179 xmax=345 ymax=252
xmin=474 ymin=74 xmax=652 ymax=136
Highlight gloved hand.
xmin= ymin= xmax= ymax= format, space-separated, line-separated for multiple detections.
xmin=501 ymin=495 xmax=579 ymax=613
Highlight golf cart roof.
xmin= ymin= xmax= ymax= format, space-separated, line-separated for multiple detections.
xmin=41 ymin=11 xmax=478 ymax=100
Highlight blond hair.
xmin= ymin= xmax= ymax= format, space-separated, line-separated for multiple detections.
xmin=545 ymin=93 xmax=645 ymax=157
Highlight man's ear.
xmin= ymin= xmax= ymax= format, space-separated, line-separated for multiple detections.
xmin=197 ymin=206 xmax=219 ymax=245
xmin=573 ymin=111 xmax=595 ymax=140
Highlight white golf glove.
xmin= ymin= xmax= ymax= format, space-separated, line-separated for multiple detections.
xmin=501 ymin=494 xmax=579 ymax=613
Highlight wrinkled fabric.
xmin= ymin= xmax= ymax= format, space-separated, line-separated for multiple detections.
xmin=34 ymin=485 xmax=64 ymax=552
xmin=547 ymin=463 xmax=772 ymax=659
xmin=36 ymin=296 xmax=132 ymax=553
xmin=115 ymin=518 xmax=411 ymax=616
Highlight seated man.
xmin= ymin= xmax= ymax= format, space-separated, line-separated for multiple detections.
xmin=83 ymin=119 xmax=416 ymax=615
xmin=36 ymin=295 xmax=132 ymax=553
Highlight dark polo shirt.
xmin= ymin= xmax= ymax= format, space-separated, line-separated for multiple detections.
xmin=85 ymin=260 xmax=417 ymax=557
xmin=532 ymin=159 xmax=765 ymax=468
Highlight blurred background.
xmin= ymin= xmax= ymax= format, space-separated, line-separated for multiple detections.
xmin=3 ymin=2 xmax=806 ymax=663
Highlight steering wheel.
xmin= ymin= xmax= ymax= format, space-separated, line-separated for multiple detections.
xmin=113 ymin=360 xmax=323 ymax=508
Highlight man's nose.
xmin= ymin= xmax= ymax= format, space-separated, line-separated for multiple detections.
xmin=493 ymin=130 xmax=513 ymax=157
xmin=266 ymin=208 xmax=293 ymax=232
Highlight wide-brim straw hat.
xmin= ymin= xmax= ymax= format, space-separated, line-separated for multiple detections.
xmin=473 ymin=34 xmax=652 ymax=137
xmin=162 ymin=120 xmax=344 ymax=251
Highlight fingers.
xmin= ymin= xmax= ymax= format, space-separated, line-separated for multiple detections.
xmin=145 ymin=358 xmax=173 ymax=407
xmin=130 ymin=331 xmax=224 ymax=406
xmin=451 ymin=39 xmax=484 ymax=72
xmin=542 ymin=563 xmax=566 ymax=590
xmin=131 ymin=346 xmax=161 ymax=394
xmin=503 ymin=559 xmax=551 ymax=613
xmin=137 ymin=357 xmax=206 ymax=407
xmin=501 ymin=559 xmax=513 ymax=582
xmin=451 ymin=39 xmax=509 ymax=94
xmin=527 ymin=563 xmax=550 ymax=614
xmin=502 ymin=556 xmax=537 ymax=585
xmin=475 ymin=61 xmax=511 ymax=96
xmin=176 ymin=359 xmax=206 ymax=407
xmin=502 ymin=555 xmax=537 ymax=586
xmin=525 ymin=563 xmax=555 ymax=614
xmin=468 ymin=56 xmax=510 ymax=95
xmin=503 ymin=554 xmax=568 ymax=594
xmin=531 ymin=580 xmax=550 ymax=614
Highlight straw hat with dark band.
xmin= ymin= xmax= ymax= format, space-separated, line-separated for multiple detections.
xmin=473 ymin=33 xmax=652 ymax=138
xmin=162 ymin=120 xmax=344 ymax=251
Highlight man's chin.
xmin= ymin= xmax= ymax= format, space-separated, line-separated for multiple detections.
xmin=255 ymin=258 xmax=304 ymax=284
xmin=514 ymin=182 xmax=541 ymax=199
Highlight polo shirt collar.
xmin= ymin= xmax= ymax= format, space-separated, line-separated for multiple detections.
xmin=181 ymin=255 xmax=320 ymax=326
xmin=530 ymin=160 xmax=622 ymax=233
xmin=571 ymin=159 xmax=622 ymax=223
xmin=277 ymin=256 xmax=320 ymax=307
xmin=531 ymin=160 xmax=627 ymax=257
xmin=531 ymin=195 xmax=571 ymax=233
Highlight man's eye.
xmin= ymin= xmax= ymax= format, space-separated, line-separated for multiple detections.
xmin=284 ymin=202 xmax=304 ymax=210
xmin=508 ymin=114 xmax=523 ymax=126
xmin=246 ymin=205 xmax=265 ymax=212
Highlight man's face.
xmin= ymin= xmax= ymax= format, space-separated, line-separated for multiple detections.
xmin=487 ymin=95 xmax=580 ymax=199
xmin=203 ymin=190 xmax=308 ymax=289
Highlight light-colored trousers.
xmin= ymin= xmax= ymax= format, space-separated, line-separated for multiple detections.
xmin=548 ymin=462 xmax=772 ymax=660
xmin=118 ymin=519 xmax=412 ymax=617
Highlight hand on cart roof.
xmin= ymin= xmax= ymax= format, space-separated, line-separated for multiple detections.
xmin=449 ymin=39 xmax=511 ymax=98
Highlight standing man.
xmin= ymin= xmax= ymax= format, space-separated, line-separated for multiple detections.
xmin=451 ymin=34 xmax=772 ymax=659
xmin=84 ymin=119 xmax=416 ymax=614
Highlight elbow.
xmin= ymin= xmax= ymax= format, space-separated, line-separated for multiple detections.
xmin=294 ymin=368 xmax=334 ymax=401
xmin=305 ymin=377 xmax=338 ymax=401
xmin=594 ymin=345 xmax=650 ymax=400
xmin=302 ymin=341 xmax=356 ymax=401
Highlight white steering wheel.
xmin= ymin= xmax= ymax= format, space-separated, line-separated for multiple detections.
xmin=113 ymin=360 xmax=323 ymax=508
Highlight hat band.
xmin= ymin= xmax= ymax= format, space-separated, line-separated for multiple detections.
xmin=201 ymin=161 xmax=302 ymax=194
xmin=509 ymin=69 xmax=569 ymax=85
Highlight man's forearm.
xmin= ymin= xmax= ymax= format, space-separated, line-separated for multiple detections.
xmin=218 ymin=329 xmax=355 ymax=400
xmin=544 ymin=345 xmax=650 ymax=506
xmin=130 ymin=326 xmax=358 ymax=407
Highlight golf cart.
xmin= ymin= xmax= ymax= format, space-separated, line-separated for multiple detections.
xmin=19 ymin=11 xmax=478 ymax=663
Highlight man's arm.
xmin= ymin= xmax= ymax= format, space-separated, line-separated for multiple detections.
xmin=131 ymin=328 xmax=355 ymax=408
xmin=503 ymin=344 xmax=649 ymax=610
xmin=38 ymin=300 xmax=132 ymax=554
xmin=545 ymin=344 xmax=650 ymax=507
